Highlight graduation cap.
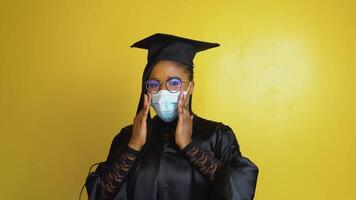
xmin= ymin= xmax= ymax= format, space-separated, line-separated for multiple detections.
xmin=130 ymin=33 xmax=220 ymax=67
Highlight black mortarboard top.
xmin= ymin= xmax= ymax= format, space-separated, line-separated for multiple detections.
xmin=130 ymin=33 xmax=220 ymax=67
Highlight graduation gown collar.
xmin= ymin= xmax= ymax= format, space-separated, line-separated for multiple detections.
xmin=152 ymin=116 xmax=178 ymax=144
xmin=152 ymin=115 xmax=178 ymax=131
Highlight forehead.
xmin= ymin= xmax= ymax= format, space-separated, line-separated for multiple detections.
xmin=149 ymin=60 xmax=189 ymax=80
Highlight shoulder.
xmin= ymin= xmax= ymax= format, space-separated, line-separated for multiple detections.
xmin=193 ymin=113 xmax=238 ymax=148
xmin=192 ymin=114 xmax=240 ymax=156
xmin=193 ymin=113 xmax=235 ymax=137
xmin=111 ymin=124 xmax=133 ymax=146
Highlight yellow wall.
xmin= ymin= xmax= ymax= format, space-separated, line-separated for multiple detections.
xmin=1 ymin=0 xmax=355 ymax=199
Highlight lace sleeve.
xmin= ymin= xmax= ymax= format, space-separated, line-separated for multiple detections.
xmin=181 ymin=142 xmax=224 ymax=183
xmin=99 ymin=144 xmax=140 ymax=200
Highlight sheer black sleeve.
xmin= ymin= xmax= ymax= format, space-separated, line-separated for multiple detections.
xmin=182 ymin=141 xmax=224 ymax=183
xmin=99 ymin=144 xmax=139 ymax=200
xmin=85 ymin=126 xmax=140 ymax=200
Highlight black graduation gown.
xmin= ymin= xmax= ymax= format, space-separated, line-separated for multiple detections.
xmin=85 ymin=114 xmax=259 ymax=200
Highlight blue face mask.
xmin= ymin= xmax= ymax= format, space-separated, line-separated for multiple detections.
xmin=151 ymin=83 xmax=191 ymax=122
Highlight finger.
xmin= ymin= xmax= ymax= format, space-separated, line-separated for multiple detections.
xmin=146 ymin=93 xmax=152 ymax=115
xmin=183 ymin=96 xmax=190 ymax=116
xmin=185 ymin=84 xmax=191 ymax=104
xmin=184 ymin=103 xmax=190 ymax=120
xmin=143 ymin=94 xmax=148 ymax=110
xmin=181 ymin=92 xmax=187 ymax=115
xmin=134 ymin=115 xmax=140 ymax=130
xmin=140 ymin=94 xmax=149 ymax=121
xmin=178 ymin=91 xmax=184 ymax=117
xmin=133 ymin=116 xmax=137 ymax=126
xmin=148 ymin=92 xmax=152 ymax=107
xmin=185 ymin=92 xmax=190 ymax=109
xmin=144 ymin=93 xmax=151 ymax=115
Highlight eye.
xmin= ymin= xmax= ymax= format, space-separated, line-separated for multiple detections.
xmin=168 ymin=78 xmax=182 ymax=87
xmin=146 ymin=80 xmax=160 ymax=88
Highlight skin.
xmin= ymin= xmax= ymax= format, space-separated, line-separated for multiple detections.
xmin=128 ymin=60 xmax=195 ymax=151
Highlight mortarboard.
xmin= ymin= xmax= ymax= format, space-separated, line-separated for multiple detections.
xmin=130 ymin=33 xmax=220 ymax=67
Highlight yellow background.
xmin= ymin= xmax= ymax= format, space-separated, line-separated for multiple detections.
xmin=1 ymin=0 xmax=355 ymax=199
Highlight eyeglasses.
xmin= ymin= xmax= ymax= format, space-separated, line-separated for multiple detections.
xmin=146 ymin=77 xmax=190 ymax=94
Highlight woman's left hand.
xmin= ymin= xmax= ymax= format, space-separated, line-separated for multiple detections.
xmin=175 ymin=91 xmax=193 ymax=150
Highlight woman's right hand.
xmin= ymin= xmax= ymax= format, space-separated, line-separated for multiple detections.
xmin=128 ymin=93 xmax=152 ymax=151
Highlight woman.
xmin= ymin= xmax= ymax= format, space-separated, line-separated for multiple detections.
xmin=84 ymin=33 xmax=259 ymax=200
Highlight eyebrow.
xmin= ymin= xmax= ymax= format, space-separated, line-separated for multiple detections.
xmin=149 ymin=76 xmax=182 ymax=81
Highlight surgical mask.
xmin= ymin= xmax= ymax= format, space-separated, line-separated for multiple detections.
xmin=151 ymin=83 xmax=191 ymax=122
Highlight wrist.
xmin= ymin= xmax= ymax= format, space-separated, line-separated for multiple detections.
xmin=178 ymin=139 xmax=192 ymax=150
xmin=128 ymin=141 xmax=143 ymax=151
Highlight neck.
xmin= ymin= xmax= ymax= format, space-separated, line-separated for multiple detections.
xmin=154 ymin=115 xmax=178 ymax=126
